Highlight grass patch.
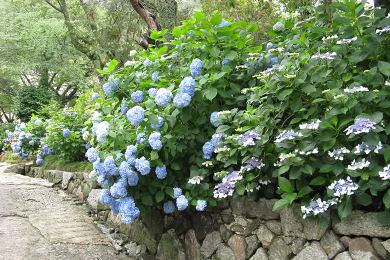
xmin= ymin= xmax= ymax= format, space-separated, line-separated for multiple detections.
xmin=0 ymin=151 xmax=28 ymax=164
xmin=41 ymin=155 xmax=92 ymax=172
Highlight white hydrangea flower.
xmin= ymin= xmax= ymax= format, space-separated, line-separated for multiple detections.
xmin=347 ymin=158 xmax=370 ymax=170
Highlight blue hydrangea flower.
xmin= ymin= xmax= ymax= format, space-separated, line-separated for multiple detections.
xmin=217 ymin=19 xmax=230 ymax=28
xmin=99 ymin=189 xmax=112 ymax=205
xmin=135 ymin=156 xmax=151 ymax=175
xmin=148 ymin=88 xmax=157 ymax=97
xmin=119 ymin=161 xmax=131 ymax=177
xmin=155 ymin=88 xmax=173 ymax=107
xmin=62 ymin=128 xmax=70 ymax=138
xmin=91 ymin=93 xmax=100 ymax=100
xmin=127 ymin=170 xmax=139 ymax=186
xmin=29 ymin=140 xmax=35 ymax=146
xmin=202 ymin=141 xmax=215 ymax=159
xmin=125 ymin=145 xmax=137 ymax=165
xmin=104 ymin=156 xmax=117 ymax=176
xmin=86 ymin=147 xmax=99 ymax=163
xmin=121 ymin=104 xmax=129 ymax=115
xmin=102 ymin=78 xmax=120 ymax=96
xmin=110 ymin=178 xmax=128 ymax=198
xmin=222 ymin=58 xmax=230 ymax=66
xmin=163 ymin=201 xmax=175 ymax=214
xmin=173 ymin=187 xmax=182 ymax=199
xmin=196 ymin=200 xmax=207 ymax=211
xmin=116 ymin=153 xmax=123 ymax=159
xmin=176 ymin=195 xmax=189 ymax=211
xmin=126 ymin=106 xmax=145 ymax=126
xmin=269 ymin=57 xmax=279 ymax=66
xmin=97 ymin=175 xmax=112 ymax=187
xmin=152 ymin=71 xmax=159 ymax=82
xmin=93 ymin=161 xmax=106 ymax=176
xmin=179 ymin=76 xmax=196 ymax=96
xmin=95 ymin=121 xmax=110 ymax=143
xmin=210 ymin=112 xmax=222 ymax=127
xmin=136 ymin=132 xmax=146 ymax=144
xmin=36 ymin=158 xmax=44 ymax=166
xmin=173 ymin=93 xmax=192 ymax=108
xmin=148 ymin=132 xmax=162 ymax=150
xmin=131 ymin=90 xmax=144 ymax=103
xmin=119 ymin=197 xmax=140 ymax=224
xmin=190 ymin=58 xmax=202 ymax=77
xmin=143 ymin=58 xmax=153 ymax=67
xmin=266 ymin=42 xmax=275 ymax=50
xmin=273 ymin=21 xmax=285 ymax=32
xmin=151 ymin=116 xmax=164 ymax=130
xmin=155 ymin=165 xmax=167 ymax=180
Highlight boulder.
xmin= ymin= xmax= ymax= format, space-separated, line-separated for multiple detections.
xmin=320 ymin=230 xmax=344 ymax=258
xmin=333 ymin=211 xmax=390 ymax=238
xmin=245 ymin=235 xmax=260 ymax=258
xmin=228 ymin=234 xmax=247 ymax=260
xmin=256 ymin=225 xmax=274 ymax=248
xmin=156 ymin=230 xmax=185 ymax=260
xmin=280 ymin=205 xmax=304 ymax=238
xmin=62 ymin=172 xmax=73 ymax=189
xmin=227 ymin=216 xmax=260 ymax=236
xmin=348 ymin=237 xmax=379 ymax=260
xmin=382 ymin=239 xmax=390 ymax=254
xmin=184 ymin=229 xmax=202 ymax=260
xmin=192 ymin=213 xmax=215 ymax=241
xmin=249 ymin=248 xmax=268 ymax=260
xmin=124 ymin=242 xmax=146 ymax=258
xmin=265 ymin=220 xmax=282 ymax=235
xmin=220 ymin=224 xmax=232 ymax=243
xmin=87 ymin=189 xmax=108 ymax=212
xmin=372 ymin=238 xmax=390 ymax=259
xmin=215 ymin=244 xmax=235 ymax=260
xmin=231 ymin=197 xmax=279 ymax=219
xmin=292 ymin=242 xmax=328 ymax=260
xmin=128 ymin=220 xmax=157 ymax=255
xmin=334 ymin=252 xmax=353 ymax=260
xmin=268 ymin=237 xmax=291 ymax=260
xmin=200 ymin=231 xmax=222 ymax=258
xmin=46 ymin=170 xmax=63 ymax=184
xmin=302 ymin=213 xmax=329 ymax=240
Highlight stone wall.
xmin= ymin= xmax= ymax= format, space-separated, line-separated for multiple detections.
xmin=15 ymin=163 xmax=390 ymax=259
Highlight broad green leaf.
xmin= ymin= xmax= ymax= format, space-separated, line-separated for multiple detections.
xmin=378 ymin=61 xmax=390 ymax=76
xmin=278 ymin=177 xmax=294 ymax=193
xmin=204 ymin=87 xmax=218 ymax=101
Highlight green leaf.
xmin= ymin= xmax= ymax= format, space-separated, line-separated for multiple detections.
xmin=225 ymin=51 xmax=238 ymax=60
xmin=236 ymin=184 xmax=245 ymax=195
xmin=278 ymin=177 xmax=294 ymax=193
xmin=155 ymin=191 xmax=165 ymax=203
xmin=310 ymin=176 xmax=327 ymax=186
xmin=384 ymin=189 xmax=390 ymax=209
xmin=150 ymin=151 xmax=159 ymax=160
xmin=142 ymin=195 xmax=154 ymax=206
xmin=277 ymin=89 xmax=293 ymax=100
xmin=356 ymin=192 xmax=372 ymax=206
xmin=298 ymin=186 xmax=313 ymax=198
xmin=204 ymin=87 xmax=218 ymax=101
xmin=210 ymin=14 xmax=222 ymax=25
xmin=378 ymin=61 xmax=390 ymax=76
xmin=338 ymin=197 xmax=352 ymax=220
xmin=377 ymin=211 xmax=390 ymax=225
xmin=272 ymin=198 xmax=290 ymax=212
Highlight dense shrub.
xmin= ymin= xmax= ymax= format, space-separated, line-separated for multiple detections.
xmin=14 ymin=86 xmax=51 ymax=122
xmin=83 ymin=12 xmax=260 ymax=223
xmin=208 ymin=1 xmax=390 ymax=222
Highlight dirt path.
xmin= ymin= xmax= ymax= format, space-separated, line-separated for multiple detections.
xmin=0 ymin=163 xmax=129 ymax=260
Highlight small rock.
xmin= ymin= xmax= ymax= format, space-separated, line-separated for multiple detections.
xmin=249 ymin=248 xmax=268 ymax=260
xmin=292 ymin=242 xmax=328 ymax=260
xmin=256 ymin=225 xmax=274 ymax=248
xmin=372 ymin=238 xmax=389 ymax=259
xmin=228 ymin=234 xmax=247 ymax=260
xmin=340 ymin=236 xmax=352 ymax=248
xmin=320 ymin=230 xmax=344 ymax=258
xmin=184 ymin=229 xmax=202 ymax=260
xmin=245 ymin=235 xmax=260 ymax=257
xmin=268 ymin=237 xmax=291 ymax=260
xmin=62 ymin=172 xmax=73 ymax=189
xmin=200 ymin=231 xmax=222 ymax=258
xmin=280 ymin=205 xmax=304 ymax=238
xmin=220 ymin=224 xmax=232 ymax=243
xmin=156 ymin=229 xmax=185 ymax=260
xmin=348 ymin=237 xmax=379 ymax=260
xmin=265 ymin=220 xmax=282 ymax=235
xmin=128 ymin=220 xmax=157 ymax=255
xmin=221 ymin=209 xmax=234 ymax=223
xmin=290 ymin=238 xmax=306 ymax=255
xmin=231 ymin=197 xmax=279 ymax=219
xmin=192 ymin=213 xmax=215 ymax=241
xmin=47 ymin=170 xmax=63 ymax=184
xmin=334 ymin=252 xmax=353 ymax=260
xmin=382 ymin=239 xmax=390 ymax=254
xmin=87 ymin=189 xmax=107 ymax=212
xmin=215 ymin=244 xmax=235 ymax=260
xmin=124 ymin=242 xmax=146 ymax=258
xmin=302 ymin=213 xmax=329 ymax=240
xmin=333 ymin=211 xmax=390 ymax=238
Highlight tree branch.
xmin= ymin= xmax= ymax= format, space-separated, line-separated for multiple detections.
xmin=45 ymin=0 xmax=63 ymax=13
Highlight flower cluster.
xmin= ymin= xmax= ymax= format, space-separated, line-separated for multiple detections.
xmin=236 ymin=130 xmax=261 ymax=147
xmin=344 ymin=117 xmax=377 ymax=135
xmin=328 ymin=147 xmax=350 ymax=161
xmin=347 ymin=158 xmax=370 ymax=170
xmin=328 ymin=177 xmax=359 ymax=197
xmin=343 ymin=86 xmax=369 ymax=94
xmin=274 ymin=130 xmax=303 ymax=143
xmin=214 ymin=171 xmax=243 ymax=198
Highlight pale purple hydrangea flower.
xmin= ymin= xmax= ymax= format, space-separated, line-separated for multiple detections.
xmin=344 ymin=117 xmax=376 ymax=135
xmin=236 ymin=130 xmax=261 ymax=147
xmin=328 ymin=177 xmax=359 ymax=197
xmin=213 ymin=171 xmax=243 ymax=199
xmin=274 ymin=130 xmax=303 ymax=143
xmin=347 ymin=158 xmax=370 ymax=170
xmin=379 ymin=165 xmax=390 ymax=180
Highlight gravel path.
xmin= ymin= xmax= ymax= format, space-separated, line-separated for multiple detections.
xmin=0 ymin=163 xmax=129 ymax=260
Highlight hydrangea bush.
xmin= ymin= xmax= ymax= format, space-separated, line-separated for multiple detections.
xmin=84 ymin=12 xmax=260 ymax=223
xmin=205 ymin=1 xmax=390 ymax=222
